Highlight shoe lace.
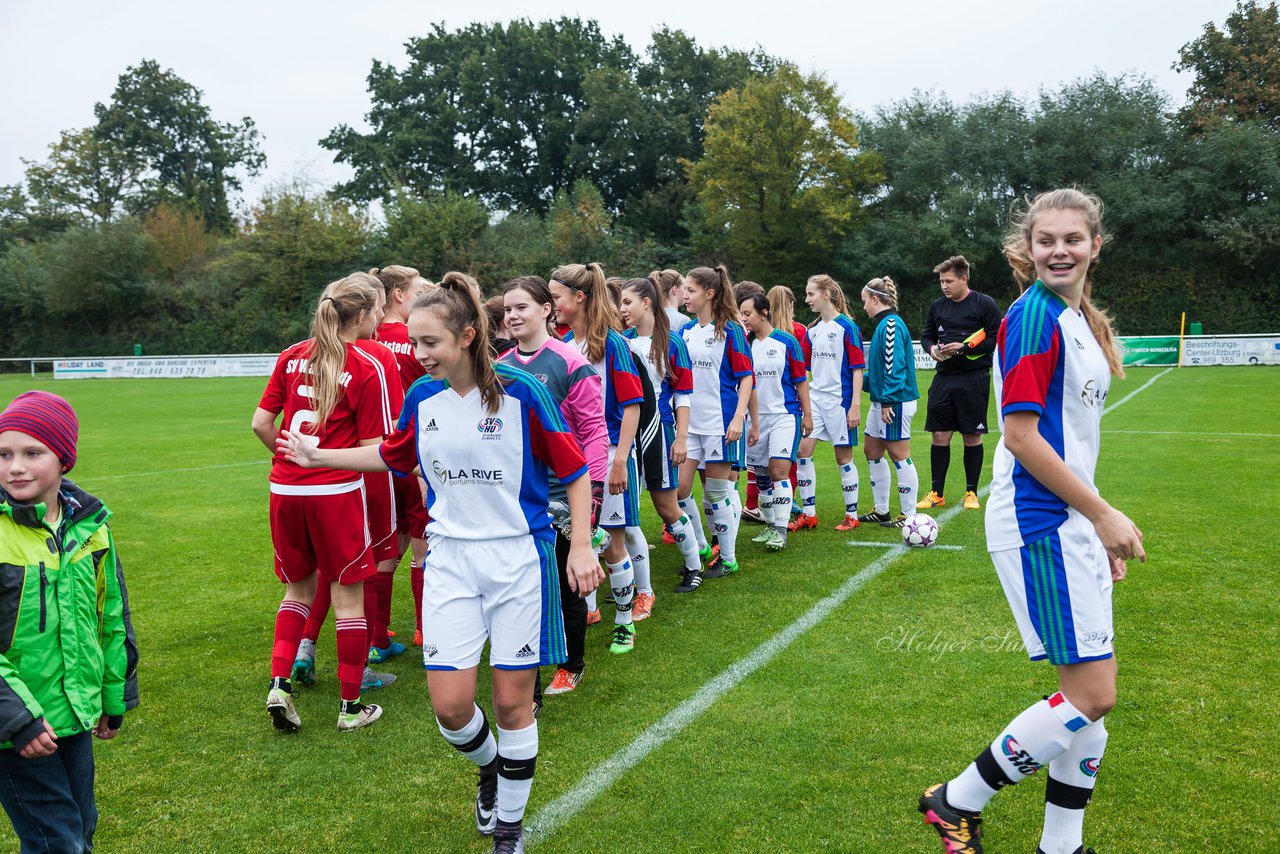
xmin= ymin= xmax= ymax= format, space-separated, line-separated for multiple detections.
xmin=611 ymin=624 xmax=633 ymax=645
xmin=478 ymin=764 xmax=498 ymax=809
xmin=492 ymin=829 xmax=522 ymax=854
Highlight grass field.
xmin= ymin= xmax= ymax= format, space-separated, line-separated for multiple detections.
xmin=1 ymin=367 xmax=1277 ymax=853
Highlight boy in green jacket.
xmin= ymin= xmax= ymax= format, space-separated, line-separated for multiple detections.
xmin=0 ymin=391 xmax=139 ymax=852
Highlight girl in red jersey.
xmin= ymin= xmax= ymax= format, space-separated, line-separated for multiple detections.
xmin=372 ymin=266 xmax=432 ymax=646
xmin=251 ymin=271 xmax=389 ymax=733
xmin=279 ymin=275 xmax=599 ymax=854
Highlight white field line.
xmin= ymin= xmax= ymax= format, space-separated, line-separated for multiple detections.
xmin=525 ymin=366 xmax=1175 ymax=846
xmin=1104 ymin=430 xmax=1278 ymax=438
xmin=846 ymin=541 xmax=965 ymax=550
xmin=1103 ymin=367 xmax=1172 ymax=416
xmin=86 ymin=460 xmax=268 ymax=481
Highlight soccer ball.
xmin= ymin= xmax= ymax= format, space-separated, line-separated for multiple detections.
xmin=902 ymin=513 xmax=939 ymax=548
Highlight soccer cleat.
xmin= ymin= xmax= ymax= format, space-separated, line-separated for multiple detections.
xmin=632 ymin=592 xmax=655 ymax=621
xmin=544 ymin=668 xmax=583 ymax=695
xmin=492 ymin=822 xmax=525 ymax=854
xmin=697 ymin=544 xmax=714 ymax=564
xmin=290 ymin=654 xmax=316 ymax=687
xmin=361 ymin=667 xmax=397 ymax=691
xmin=662 ymin=528 xmax=675 ymax=545
xmin=586 ymin=608 xmax=602 ymax=626
xmin=266 ymin=679 xmax=301 ymax=732
xmin=919 ymin=783 xmax=983 ymax=854
xmin=740 ymin=506 xmax=764 ymax=524
xmin=368 ymin=640 xmax=406 ymax=664
xmin=788 ymin=514 xmax=818 ymax=532
xmin=337 ymin=699 xmax=382 ymax=732
xmin=412 ymin=629 xmax=424 ymax=646
xmin=532 ymin=696 xmax=542 ymax=719
xmin=858 ymin=510 xmax=892 ymax=525
xmin=1036 ymin=848 xmax=1096 ymax=854
xmin=962 ymin=490 xmax=981 ymax=510
xmin=751 ymin=528 xmax=773 ymax=543
xmin=475 ymin=760 xmax=498 ymax=835
xmin=884 ymin=514 xmax=908 ymax=528
xmin=719 ymin=559 xmax=739 ymax=576
xmin=675 ymin=568 xmax=703 ymax=593
xmin=764 ymin=530 xmax=787 ymax=551
xmin=609 ymin=622 xmax=636 ymax=654
xmin=834 ymin=514 xmax=861 ymax=531
xmin=917 ymin=490 xmax=946 ymax=509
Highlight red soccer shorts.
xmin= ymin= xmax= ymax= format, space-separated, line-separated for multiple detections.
xmin=269 ymin=481 xmax=376 ymax=585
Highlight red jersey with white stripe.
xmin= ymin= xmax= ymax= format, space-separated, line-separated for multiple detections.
xmin=259 ymin=339 xmax=399 ymax=489
xmin=374 ymin=319 xmax=426 ymax=396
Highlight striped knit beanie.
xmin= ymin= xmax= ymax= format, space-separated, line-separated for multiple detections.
xmin=0 ymin=391 xmax=79 ymax=472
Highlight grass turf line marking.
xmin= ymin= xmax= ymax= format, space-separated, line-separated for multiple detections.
xmin=528 ymin=367 xmax=1171 ymax=846
xmin=846 ymin=541 xmax=964 ymax=550
xmin=1103 ymin=429 xmax=1278 ymax=438
xmin=529 ymin=491 xmax=983 ymax=844
xmin=88 ymin=460 xmax=269 ymax=481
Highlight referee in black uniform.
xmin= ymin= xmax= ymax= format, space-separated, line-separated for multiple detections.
xmin=917 ymin=256 xmax=1001 ymax=510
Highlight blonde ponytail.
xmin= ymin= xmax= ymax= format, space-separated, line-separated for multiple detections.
xmin=305 ymin=272 xmax=382 ymax=432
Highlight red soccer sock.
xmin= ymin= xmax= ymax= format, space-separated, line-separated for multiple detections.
xmin=746 ymin=479 xmax=759 ymax=511
xmin=411 ymin=562 xmax=424 ymax=633
xmin=271 ymin=600 xmax=310 ymax=679
xmin=302 ymin=582 xmax=331 ymax=642
xmin=335 ymin=617 xmax=367 ymax=702
xmin=363 ymin=583 xmax=390 ymax=649
xmin=375 ymin=571 xmax=394 ymax=636
xmin=789 ymin=462 xmax=799 ymax=490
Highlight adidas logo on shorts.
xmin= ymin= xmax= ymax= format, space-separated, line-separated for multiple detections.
xmin=515 ymin=644 xmax=536 ymax=659
xmin=609 ymin=511 xmax=623 ymax=521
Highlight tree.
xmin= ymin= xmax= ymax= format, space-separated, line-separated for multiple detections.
xmin=1176 ymin=1 xmax=1280 ymax=131
xmin=23 ymin=128 xmax=146 ymax=223
xmin=546 ymin=180 xmax=614 ymax=265
xmin=94 ymin=60 xmax=265 ymax=230
xmin=379 ymin=190 xmax=489 ymax=277
xmin=323 ymin=18 xmax=634 ymax=211
xmin=687 ymin=64 xmax=881 ymax=283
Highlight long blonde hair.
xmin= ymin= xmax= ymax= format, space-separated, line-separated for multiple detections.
xmin=304 ymin=272 xmax=382 ymax=432
xmin=551 ymin=262 xmax=616 ymax=363
xmin=768 ymin=285 xmax=796 ymax=332
xmin=807 ymin=274 xmax=847 ymax=322
xmin=1003 ymin=188 xmax=1123 ymax=378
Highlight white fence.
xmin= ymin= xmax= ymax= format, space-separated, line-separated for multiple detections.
xmin=1 ymin=334 xmax=1274 ymax=380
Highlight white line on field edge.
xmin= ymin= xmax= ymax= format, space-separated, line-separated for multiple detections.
xmin=524 ymin=366 xmax=1174 ymax=846
xmin=847 ymin=540 xmax=965 ymax=550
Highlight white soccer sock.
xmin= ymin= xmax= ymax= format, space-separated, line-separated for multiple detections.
xmin=496 ymin=721 xmax=538 ymax=824
xmin=895 ymin=457 xmax=918 ymax=516
xmin=624 ymin=526 xmax=651 ymax=595
xmin=797 ymin=456 xmax=817 ymax=517
xmin=606 ymin=557 xmax=635 ymax=625
xmin=839 ymin=462 xmax=860 ymax=516
xmin=1040 ymin=718 xmax=1108 ymax=854
xmin=771 ymin=480 xmax=793 ymax=533
xmin=437 ymin=704 xmax=497 ymax=766
xmin=703 ymin=493 xmax=715 ymax=540
xmin=585 ymin=589 xmax=598 ymax=612
xmin=706 ymin=478 xmax=740 ymax=563
xmin=947 ymin=692 xmax=1093 ymax=814
xmin=667 ymin=513 xmax=701 ymax=570
xmin=678 ymin=497 xmax=708 ymax=550
xmin=868 ymin=456 xmax=891 ymax=514
xmin=297 ymin=637 xmax=316 ymax=660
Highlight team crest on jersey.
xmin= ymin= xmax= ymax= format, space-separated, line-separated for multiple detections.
xmin=478 ymin=417 xmax=504 ymax=439
xmin=534 ymin=373 xmax=549 ymax=385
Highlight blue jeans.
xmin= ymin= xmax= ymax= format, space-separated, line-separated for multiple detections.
xmin=0 ymin=730 xmax=97 ymax=853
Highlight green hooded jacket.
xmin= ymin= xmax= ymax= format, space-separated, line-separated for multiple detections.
xmin=0 ymin=480 xmax=139 ymax=748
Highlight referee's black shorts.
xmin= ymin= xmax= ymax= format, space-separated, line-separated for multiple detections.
xmin=925 ymin=370 xmax=992 ymax=434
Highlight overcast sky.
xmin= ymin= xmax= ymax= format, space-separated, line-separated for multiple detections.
xmin=0 ymin=0 xmax=1240 ymax=207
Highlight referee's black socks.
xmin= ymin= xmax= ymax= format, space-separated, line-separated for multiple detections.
xmin=963 ymin=444 xmax=984 ymax=494
xmin=930 ymin=444 xmax=950 ymax=497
